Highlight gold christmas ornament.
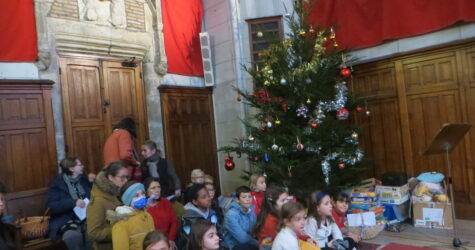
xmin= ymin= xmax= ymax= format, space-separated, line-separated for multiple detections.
xmin=351 ymin=132 xmax=358 ymax=140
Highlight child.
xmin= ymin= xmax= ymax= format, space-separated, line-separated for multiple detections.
xmin=189 ymin=219 xmax=220 ymax=250
xmin=205 ymin=182 xmax=223 ymax=225
xmin=177 ymin=183 xmax=220 ymax=249
xmin=304 ymin=191 xmax=356 ymax=250
xmin=249 ymin=174 xmax=266 ymax=216
xmin=140 ymin=140 xmax=181 ymax=197
xmin=253 ymin=185 xmax=288 ymax=244
xmin=204 ymin=174 xmax=214 ymax=184
xmin=331 ymin=192 xmax=361 ymax=243
xmin=143 ymin=230 xmax=171 ymax=250
xmin=223 ymin=186 xmax=258 ymax=250
xmin=190 ymin=169 xmax=205 ymax=185
xmin=108 ymin=181 xmax=155 ymax=250
xmin=271 ymin=202 xmax=306 ymax=250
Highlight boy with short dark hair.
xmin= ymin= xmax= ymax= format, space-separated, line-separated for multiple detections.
xmin=223 ymin=185 xmax=258 ymax=250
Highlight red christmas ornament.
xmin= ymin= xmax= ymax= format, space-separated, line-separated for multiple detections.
xmin=355 ymin=106 xmax=363 ymax=111
xmin=260 ymin=126 xmax=266 ymax=131
xmin=340 ymin=68 xmax=351 ymax=78
xmin=283 ymin=102 xmax=288 ymax=112
xmin=338 ymin=163 xmax=346 ymax=169
xmin=288 ymin=172 xmax=293 ymax=177
xmin=336 ymin=108 xmax=349 ymax=120
xmin=296 ymin=137 xmax=304 ymax=151
xmin=224 ymin=155 xmax=235 ymax=171
xmin=311 ymin=121 xmax=318 ymax=128
xmin=254 ymin=156 xmax=259 ymax=161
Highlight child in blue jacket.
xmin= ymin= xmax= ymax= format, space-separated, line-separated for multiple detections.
xmin=223 ymin=186 xmax=258 ymax=250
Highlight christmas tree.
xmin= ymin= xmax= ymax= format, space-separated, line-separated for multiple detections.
xmin=222 ymin=2 xmax=368 ymax=197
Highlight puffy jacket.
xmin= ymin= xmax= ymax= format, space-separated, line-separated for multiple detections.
xmin=86 ymin=171 xmax=122 ymax=250
xmin=223 ymin=201 xmax=258 ymax=249
xmin=108 ymin=210 xmax=155 ymax=250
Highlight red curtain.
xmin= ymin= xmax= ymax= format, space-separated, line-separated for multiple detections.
xmin=161 ymin=0 xmax=204 ymax=76
xmin=308 ymin=0 xmax=475 ymax=49
xmin=0 ymin=0 xmax=38 ymax=62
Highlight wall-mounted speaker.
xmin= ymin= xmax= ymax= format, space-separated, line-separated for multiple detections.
xmin=199 ymin=32 xmax=215 ymax=87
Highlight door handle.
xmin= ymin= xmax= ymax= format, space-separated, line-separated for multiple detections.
xmin=102 ymin=100 xmax=111 ymax=107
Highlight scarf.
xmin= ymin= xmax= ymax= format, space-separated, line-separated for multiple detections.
xmin=63 ymin=173 xmax=86 ymax=200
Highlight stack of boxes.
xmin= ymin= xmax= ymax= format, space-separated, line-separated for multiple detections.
xmin=375 ymin=182 xmax=410 ymax=222
xmin=348 ymin=179 xmax=385 ymax=220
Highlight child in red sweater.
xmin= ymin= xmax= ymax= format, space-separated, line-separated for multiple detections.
xmin=252 ymin=185 xmax=311 ymax=248
xmin=331 ymin=191 xmax=361 ymax=244
xmin=144 ymin=177 xmax=178 ymax=249
xmin=249 ymin=174 xmax=266 ymax=216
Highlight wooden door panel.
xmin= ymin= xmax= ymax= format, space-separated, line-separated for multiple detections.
xmin=0 ymin=94 xmax=45 ymax=128
xmin=102 ymin=61 xmax=147 ymax=150
xmin=71 ymin=126 xmax=106 ymax=173
xmin=407 ymin=91 xmax=467 ymax=192
xmin=402 ymin=52 xmax=458 ymax=94
xmin=66 ymin=65 xmax=103 ymax=122
xmin=160 ymin=87 xmax=219 ymax=190
xmin=0 ymin=129 xmax=53 ymax=192
xmin=356 ymin=98 xmax=405 ymax=178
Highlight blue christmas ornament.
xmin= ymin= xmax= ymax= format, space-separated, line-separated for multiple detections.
xmin=264 ymin=154 xmax=270 ymax=163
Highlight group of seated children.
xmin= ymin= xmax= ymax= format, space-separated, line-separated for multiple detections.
xmin=32 ymin=142 xmax=361 ymax=250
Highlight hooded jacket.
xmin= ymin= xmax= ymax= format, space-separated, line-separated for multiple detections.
xmin=107 ymin=209 xmax=154 ymax=250
xmin=223 ymin=201 xmax=258 ymax=249
xmin=86 ymin=171 xmax=122 ymax=250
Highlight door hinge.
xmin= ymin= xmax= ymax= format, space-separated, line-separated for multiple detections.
xmin=65 ymin=144 xmax=69 ymax=153
xmin=140 ymin=72 xmax=142 ymax=79
xmin=59 ymin=67 xmax=62 ymax=75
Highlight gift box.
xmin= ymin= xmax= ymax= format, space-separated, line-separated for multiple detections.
xmin=412 ymin=196 xmax=453 ymax=229
xmin=383 ymin=200 xmax=409 ymax=222
xmin=375 ymin=183 xmax=409 ymax=205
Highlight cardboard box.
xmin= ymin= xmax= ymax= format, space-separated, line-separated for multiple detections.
xmin=412 ymin=197 xmax=453 ymax=229
xmin=376 ymin=183 xmax=409 ymax=204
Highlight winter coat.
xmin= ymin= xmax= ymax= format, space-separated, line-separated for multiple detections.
xmin=251 ymin=191 xmax=263 ymax=216
xmin=140 ymin=154 xmax=181 ymax=196
xmin=176 ymin=202 xmax=220 ymax=249
xmin=46 ymin=174 xmax=92 ymax=239
xmin=86 ymin=171 xmax=122 ymax=250
xmin=108 ymin=210 xmax=154 ymax=250
xmin=103 ymin=129 xmax=140 ymax=181
xmin=223 ymin=201 xmax=258 ymax=249
xmin=146 ymin=198 xmax=178 ymax=240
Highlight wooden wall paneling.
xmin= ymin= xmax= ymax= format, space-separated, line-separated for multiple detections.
xmin=406 ymin=91 xmax=468 ymax=193
xmin=159 ymin=87 xmax=219 ymax=191
xmin=0 ymin=80 xmax=57 ymax=193
xmin=461 ymin=45 xmax=475 ymax=202
xmin=352 ymin=63 xmax=405 ymax=178
xmin=59 ymin=57 xmax=106 ymax=173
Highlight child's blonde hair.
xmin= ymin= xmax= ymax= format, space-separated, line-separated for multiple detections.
xmin=204 ymin=174 xmax=214 ymax=184
xmin=249 ymin=173 xmax=265 ymax=191
xmin=191 ymin=169 xmax=205 ymax=178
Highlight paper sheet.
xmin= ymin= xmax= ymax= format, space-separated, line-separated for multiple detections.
xmin=347 ymin=212 xmax=376 ymax=226
xmin=423 ymin=207 xmax=443 ymax=224
xmin=73 ymin=198 xmax=89 ymax=221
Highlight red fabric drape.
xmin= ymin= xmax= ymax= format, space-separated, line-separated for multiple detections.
xmin=0 ymin=0 xmax=37 ymax=62
xmin=161 ymin=0 xmax=204 ymax=76
xmin=308 ymin=0 xmax=475 ymax=49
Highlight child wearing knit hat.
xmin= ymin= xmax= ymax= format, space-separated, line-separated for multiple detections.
xmin=108 ymin=181 xmax=155 ymax=250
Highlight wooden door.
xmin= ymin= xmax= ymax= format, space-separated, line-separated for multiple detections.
xmin=159 ymin=86 xmax=219 ymax=189
xmin=59 ymin=56 xmax=148 ymax=174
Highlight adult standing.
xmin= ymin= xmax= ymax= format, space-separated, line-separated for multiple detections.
xmin=103 ymin=117 xmax=141 ymax=181
xmin=46 ymin=157 xmax=92 ymax=250
xmin=87 ymin=162 xmax=128 ymax=250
